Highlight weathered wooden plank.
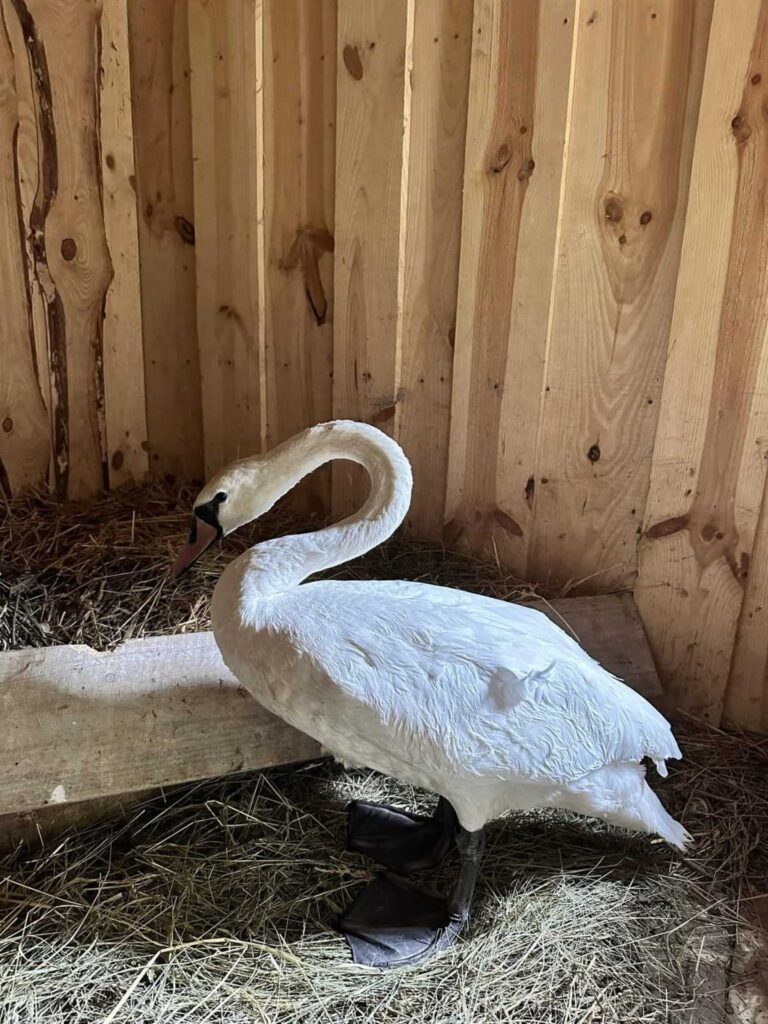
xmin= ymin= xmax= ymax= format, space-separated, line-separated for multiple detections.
xmin=396 ymin=0 xmax=472 ymax=539
xmin=528 ymin=0 xmax=713 ymax=591
xmin=262 ymin=0 xmax=335 ymax=515
xmin=1 ymin=632 xmax=321 ymax=817
xmin=100 ymin=0 xmax=147 ymax=488
xmin=2 ymin=0 xmax=52 ymax=451
xmin=0 ymin=0 xmax=50 ymax=493
xmin=332 ymin=0 xmax=413 ymax=515
xmin=127 ymin=0 xmax=203 ymax=483
xmin=0 ymin=594 xmax=660 ymax=817
xmin=444 ymin=0 xmax=575 ymax=567
xmin=636 ymin=0 xmax=768 ymax=724
xmin=10 ymin=0 xmax=113 ymax=498
xmin=188 ymin=0 xmax=265 ymax=475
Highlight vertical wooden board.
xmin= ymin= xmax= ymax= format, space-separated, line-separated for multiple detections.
xmin=527 ymin=0 xmax=713 ymax=591
xmin=725 ymin=477 xmax=768 ymax=731
xmin=636 ymin=0 xmax=768 ymax=724
xmin=262 ymin=0 xmax=335 ymax=514
xmin=395 ymin=0 xmax=472 ymax=539
xmin=128 ymin=0 xmax=203 ymax=483
xmin=189 ymin=0 xmax=264 ymax=474
xmin=100 ymin=0 xmax=147 ymax=488
xmin=332 ymin=0 xmax=412 ymax=515
xmin=14 ymin=0 xmax=114 ymax=498
xmin=3 ymin=0 xmax=53 ymax=462
xmin=0 ymin=1 xmax=50 ymax=493
xmin=443 ymin=0 xmax=575 ymax=567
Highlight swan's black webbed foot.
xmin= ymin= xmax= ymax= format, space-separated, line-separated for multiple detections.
xmin=345 ymin=796 xmax=458 ymax=874
xmin=340 ymin=823 xmax=485 ymax=969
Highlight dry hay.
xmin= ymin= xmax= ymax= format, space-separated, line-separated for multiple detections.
xmin=0 ymin=483 xmax=539 ymax=652
xmin=0 ymin=729 xmax=766 ymax=1024
xmin=1 ymin=486 xmax=767 ymax=1022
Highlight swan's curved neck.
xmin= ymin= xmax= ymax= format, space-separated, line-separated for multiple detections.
xmin=225 ymin=422 xmax=412 ymax=598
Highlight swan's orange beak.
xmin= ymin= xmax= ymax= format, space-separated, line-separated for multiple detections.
xmin=171 ymin=517 xmax=219 ymax=580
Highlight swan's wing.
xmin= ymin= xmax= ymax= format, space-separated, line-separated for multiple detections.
xmin=266 ymin=579 xmax=682 ymax=785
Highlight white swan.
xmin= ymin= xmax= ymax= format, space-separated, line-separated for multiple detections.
xmin=171 ymin=420 xmax=689 ymax=968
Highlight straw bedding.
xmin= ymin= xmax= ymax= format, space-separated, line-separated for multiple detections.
xmin=0 ymin=485 xmax=766 ymax=1023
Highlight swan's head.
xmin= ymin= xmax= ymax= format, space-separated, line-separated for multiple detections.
xmin=170 ymin=456 xmax=284 ymax=579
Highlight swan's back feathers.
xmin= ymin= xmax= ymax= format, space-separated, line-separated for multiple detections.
xmin=232 ymin=578 xmax=681 ymax=787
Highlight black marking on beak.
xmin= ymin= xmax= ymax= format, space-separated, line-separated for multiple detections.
xmin=171 ymin=492 xmax=227 ymax=580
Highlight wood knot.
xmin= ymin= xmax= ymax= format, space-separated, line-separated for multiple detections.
xmin=343 ymin=44 xmax=363 ymax=80
xmin=524 ymin=475 xmax=535 ymax=506
xmin=700 ymin=522 xmax=724 ymax=543
xmin=752 ymin=73 xmax=762 ymax=85
xmin=105 ymin=153 xmax=116 ymax=170
xmin=175 ymin=216 xmax=195 ymax=245
xmin=604 ymin=195 xmax=624 ymax=222
xmin=491 ymin=142 xmax=512 ymax=174
xmin=517 ymin=159 xmax=535 ymax=181
xmin=60 ymin=238 xmax=77 ymax=261
xmin=370 ymin=404 xmax=396 ymax=426
xmin=731 ymin=113 xmax=752 ymax=144
xmin=645 ymin=514 xmax=689 ymax=540
xmin=111 ymin=450 xmax=124 ymax=471
xmin=639 ymin=210 xmax=652 ymax=225
xmin=587 ymin=443 xmax=601 ymax=463
xmin=2 ymin=417 xmax=13 ymax=433
xmin=494 ymin=508 xmax=523 ymax=537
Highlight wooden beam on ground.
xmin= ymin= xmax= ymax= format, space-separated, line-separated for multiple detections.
xmin=1 ymin=594 xmax=660 ymax=818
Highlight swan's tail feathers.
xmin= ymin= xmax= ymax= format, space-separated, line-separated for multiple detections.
xmin=565 ymin=763 xmax=692 ymax=852
xmin=636 ymin=784 xmax=692 ymax=851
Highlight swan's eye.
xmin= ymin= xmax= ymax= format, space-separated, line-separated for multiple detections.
xmin=214 ymin=491 xmax=227 ymax=504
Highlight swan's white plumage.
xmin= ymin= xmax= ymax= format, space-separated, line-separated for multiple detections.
xmin=196 ymin=421 xmax=690 ymax=849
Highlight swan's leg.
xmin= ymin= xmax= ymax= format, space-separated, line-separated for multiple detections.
xmin=346 ymin=795 xmax=458 ymax=874
xmin=448 ymin=827 xmax=485 ymax=924
xmin=339 ymin=822 xmax=485 ymax=969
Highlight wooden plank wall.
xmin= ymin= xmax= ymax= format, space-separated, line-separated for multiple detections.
xmin=3 ymin=0 xmax=768 ymax=732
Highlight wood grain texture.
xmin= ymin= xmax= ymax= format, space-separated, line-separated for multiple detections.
xmin=0 ymin=0 xmax=50 ymax=493
xmin=262 ymin=0 xmax=335 ymax=514
xmin=332 ymin=0 xmax=413 ymax=515
xmin=724 ymin=478 xmax=768 ymax=731
xmin=636 ymin=0 xmax=768 ymax=723
xmin=128 ymin=0 xmax=203 ymax=483
xmin=100 ymin=0 xmax=147 ymax=488
xmin=396 ymin=0 xmax=472 ymax=539
xmin=1 ymin=593 xmax=658 ymax=816
xmin=528 ymin=0 xmax=713 ymax=591
xmin=189 ymin=0 xmax=265 ymax=475
xmin=1 ymin=632 xmax=321 ymax=816
xmin=2 ymin=0 xmax=52 ymax=449
xmin=10 ymin=0 xmax=113 ymax=498
xmin=444 ymin=0 xmax=575 ymax=566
